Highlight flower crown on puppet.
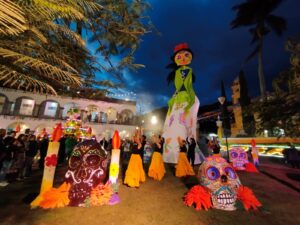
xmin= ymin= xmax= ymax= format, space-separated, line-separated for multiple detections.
xmin=174 ymin=43 xmax=189 ymax=53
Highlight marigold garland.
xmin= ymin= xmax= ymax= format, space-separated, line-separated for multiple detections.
xmin=184 ymin=185 xmax=212 ymax=210
xmin=90 ymin=182 xmax=113 ymax=206
xmin=39 ymin=182 xmax=70 ymax=209
xmin=237 ymin=185 xmax=262 ymax=211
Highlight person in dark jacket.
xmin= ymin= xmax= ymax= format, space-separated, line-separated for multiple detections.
xmin=39 ymin=136 xmax=49 ymax=169
xmin=186 ymin=137 xmax=196 ymax=167
xmin=58 ymin=134 xmax=67 ymax=164
xmin=23 ymin=135 xmax=38 ymax=177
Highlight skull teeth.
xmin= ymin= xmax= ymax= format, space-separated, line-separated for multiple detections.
xmin=216 ymin=194 xmax=235 ymax=205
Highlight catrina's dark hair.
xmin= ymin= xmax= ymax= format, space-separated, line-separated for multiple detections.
xmin=166 ymin=48 xmax=195 ymax=85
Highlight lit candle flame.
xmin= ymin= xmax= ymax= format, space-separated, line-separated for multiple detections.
xmin=112 ymin=130 xmax=121 ymax=149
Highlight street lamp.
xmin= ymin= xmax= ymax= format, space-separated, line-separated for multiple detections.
xmin=218 ymin=96 xmax=231 ymax=162
xmin=151 ymin=115 xmax=157 ymax=125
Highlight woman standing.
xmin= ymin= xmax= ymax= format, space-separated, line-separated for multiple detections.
xmin=124 ymin=130 xmax=146 ymax=187
xmin=148 ymin=135 xmax=165 ymax=181
xmin=176 ymin=137 xmax=195 ymax=177
xmin=163 ymin=43 xmax=200 ymax=164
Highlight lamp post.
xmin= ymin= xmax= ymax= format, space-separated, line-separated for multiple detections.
xmin=218 ymin=96 xmax=231 ymax=162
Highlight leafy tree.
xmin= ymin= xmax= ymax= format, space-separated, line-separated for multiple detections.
xmin=231 ymin=0 xmax=287 ymax=97
xmin=252 ymin=38 xmax=300 ymax=137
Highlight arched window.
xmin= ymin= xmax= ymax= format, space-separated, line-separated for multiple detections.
xmin=15 ymin=97 xmax=35 ymax=116
xmin=62 ymin=102 xmax=79 ymax=119
xmin=85 ymin=105 xmax=99 ymax=122
xmin=0 ymin=93 xmax=8 ymax=114
xmin=39 ymin=100 xmax=59 ymax=118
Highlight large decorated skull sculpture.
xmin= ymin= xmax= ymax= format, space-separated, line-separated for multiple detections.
xmin=65 ymin=140 xmax=109 ymax=206
xmin=229 ymin=147 xmax=248 ymax=170
xmin=198 ymin=156 xmax=241 ymax=211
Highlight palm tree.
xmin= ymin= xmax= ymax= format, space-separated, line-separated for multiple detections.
xmin=0 ymin=0 xmax=152 ymax=96
xmin=231 ymin=0 xmax=287 ymax=97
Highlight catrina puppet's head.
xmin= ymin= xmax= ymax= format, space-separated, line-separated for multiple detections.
xmin=167 ymin=43 xmax=195 ymax=85
xmin=173 ymin=43 xmax=193 ymax=66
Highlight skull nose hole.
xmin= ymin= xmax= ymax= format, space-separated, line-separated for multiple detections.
xmin=221 ymin=175 xmax=227 ymax=183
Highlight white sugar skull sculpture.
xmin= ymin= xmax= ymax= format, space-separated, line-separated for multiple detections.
xmin=198 ymin=156 xmax=241 ymax=211
xmin=229 ymin=147 xmax=248 ymax=170
xmin=185 ymin=155 xmax=262 ymax=212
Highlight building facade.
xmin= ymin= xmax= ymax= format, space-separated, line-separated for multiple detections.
xmin=0 ymin=88 xmax=138 ymax=139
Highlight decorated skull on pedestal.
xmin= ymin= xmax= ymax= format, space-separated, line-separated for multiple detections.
xmin=229 ymin=147 xmax=248 ymax=170
xmin=198 ymin=156 xmax=241 ymax=211
xmin=65 ymin=140 xmax=109 ymax=206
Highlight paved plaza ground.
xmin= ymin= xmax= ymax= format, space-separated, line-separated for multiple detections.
xmin=0 ymin=160 xmax=300 ymax=225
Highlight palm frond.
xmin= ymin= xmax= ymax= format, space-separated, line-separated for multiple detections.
xmin=0 ymin=47 xmax=81 ymax=86
xmin=0 ymin=0 xmax=27 ymax=35
xmin=266 ymin=14 xmax=287 ymax=36
xmin=0 ymin=65 xmax=57 ymax=94
xmin=16 ymin=0 xmax=85 ymax=21
xmin=45 ymin=22 xmax=85 ymax=48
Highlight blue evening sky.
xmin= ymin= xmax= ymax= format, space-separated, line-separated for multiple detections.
xmin=93 ymin=0 xmax=300 ymax=113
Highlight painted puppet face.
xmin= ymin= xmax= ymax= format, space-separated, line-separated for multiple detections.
xmin=65 ymin=140 xmax=109 ymax=206
xmin=229 ymin=147 xmax=248 ymax=170
xmin=174 ymin=50 xmax=192 ymax=66
xmin=198 ymin=156 xmax=241 ymax=211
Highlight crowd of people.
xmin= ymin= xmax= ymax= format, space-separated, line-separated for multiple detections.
xmin=0 ymin=129 xmax=81 ymax=187
xmin=2 ymin=127 xmax=297 ymax=189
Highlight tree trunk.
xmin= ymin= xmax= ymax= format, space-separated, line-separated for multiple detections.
xmin=258 ymin=38 xmax=266 ymax=97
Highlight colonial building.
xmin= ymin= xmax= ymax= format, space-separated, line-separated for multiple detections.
xmin=0 ymin=88 xmax=137 ymax=139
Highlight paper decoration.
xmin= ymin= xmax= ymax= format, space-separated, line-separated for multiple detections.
xmin=163 ymin=43 xmax=200 ymax=164
xmin=31 ymin=123 xmax=62 ymax=208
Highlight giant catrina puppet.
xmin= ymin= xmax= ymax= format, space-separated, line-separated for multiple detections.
xmin=184 ymin=155 xmax=262 ymax=211
xmin=32 ymin=140 xmax=116 ymax=208
xmin=162 ymin=43 xmax=200 ymax=164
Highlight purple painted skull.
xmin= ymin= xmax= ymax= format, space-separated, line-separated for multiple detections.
xmin=65 ymin=140 xmax=109 ymax=206
xmin=229 ymin=147 xmax=248 ymax=170
xmin=198 ymin=156 xmax=241 ymax=211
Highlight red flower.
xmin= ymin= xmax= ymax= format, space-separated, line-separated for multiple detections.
xmin=45 ymin=154 xmax=58 ymax=167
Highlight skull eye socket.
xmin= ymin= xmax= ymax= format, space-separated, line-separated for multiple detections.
xmin=231 ymin=152 xmax=238 ymax=158
xmin=206 ymin=166 xmax=220 ymax=180
xmin=224 ymin=167 xmax=237 ymax=179
xmin=69 ymin=156 xmax=81 ymax=169
xmin=86 ymin=154 xmax=101 ymax=167
xmin=239 ymin=152 xmax=246 ymax=158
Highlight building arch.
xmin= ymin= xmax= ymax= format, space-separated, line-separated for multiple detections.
xmin=119 ymin=109 xmax=134 ymax=124
xmin=6 ymin=121 xmax=29 ymax=133
xmin=62 ymin=102 xmax=79 ymax=119
xmin=105 ymin=107 xmax=117 ymax=123
xmin=85 ymin=104 xmax=99 ymax=122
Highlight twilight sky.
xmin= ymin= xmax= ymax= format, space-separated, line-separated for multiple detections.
xmin=103 ymin=0 xmax=300 ymax=113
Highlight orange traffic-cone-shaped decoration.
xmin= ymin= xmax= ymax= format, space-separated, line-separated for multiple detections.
xmin=31 ymin=123 xmax=62 ymax=208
